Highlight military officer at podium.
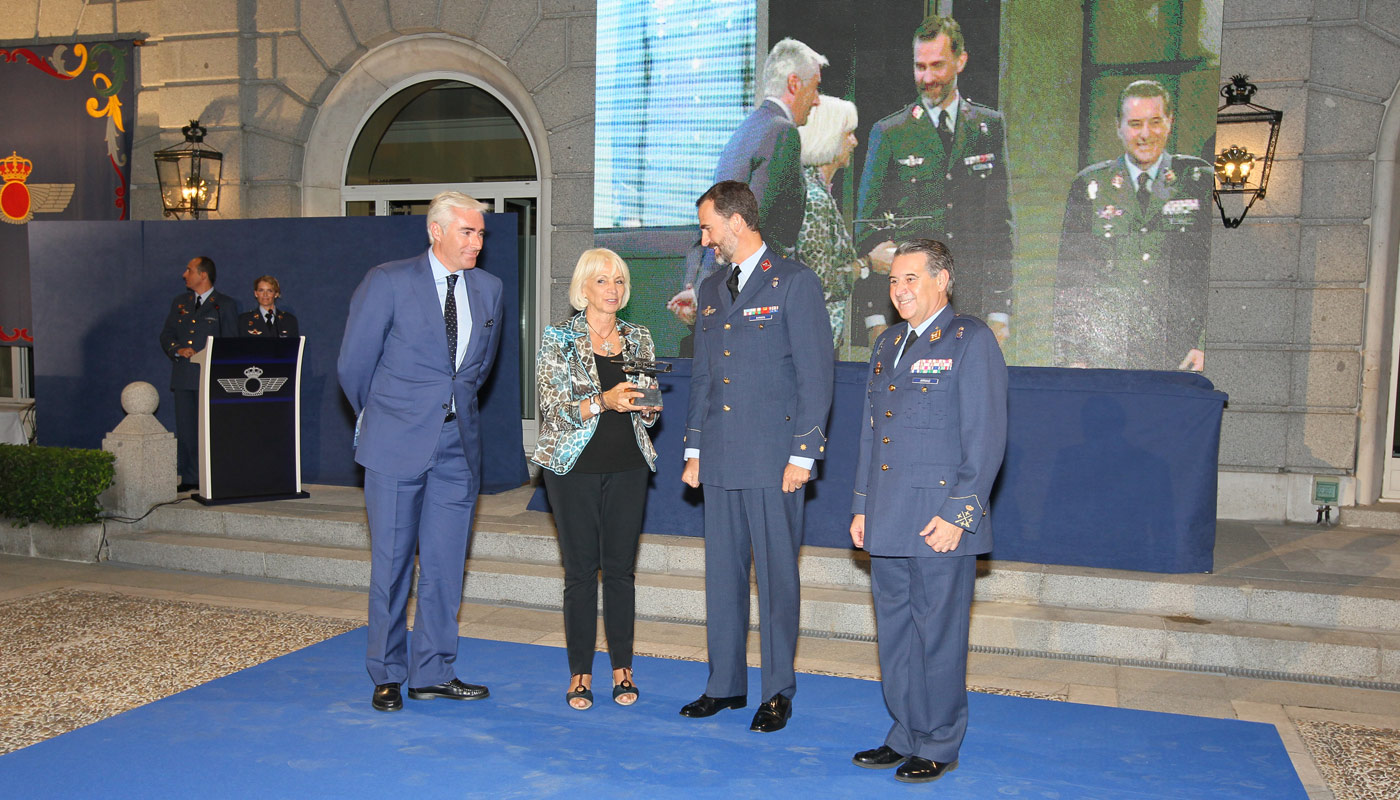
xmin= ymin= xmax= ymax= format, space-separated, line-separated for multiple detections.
xmin=679 ymin=180 xmax=833 ymax=733
xmin=849 ymin=239 xmax=1007 ymax=783
xmin=239 ymin=275 xmax=300 ymax=339
xmin=1056 ymin=79 xmax=1212 ymax=371
xmin=159 ymin=255 xmax=239 ymax=492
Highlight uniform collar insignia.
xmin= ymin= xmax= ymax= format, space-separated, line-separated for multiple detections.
xmin=930 ymin=328 xmax=941 ymax=342
xmin=702 ymin=306 xmax=716 ymax=316
xmin=771 ymin=276 xmax=779 ymax=288
xmin=760 ymin=259 xmax=772 ymax=272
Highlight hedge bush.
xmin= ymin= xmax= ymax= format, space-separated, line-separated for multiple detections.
xmin=0 ymin=444 xmax=115 ymax=527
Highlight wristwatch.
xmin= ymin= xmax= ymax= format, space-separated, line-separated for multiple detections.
xmin=588 ymin=396 xmax=602 ymax=416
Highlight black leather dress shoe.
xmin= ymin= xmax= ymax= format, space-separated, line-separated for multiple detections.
xmin=894 ymin=757 xmax=958 ymax=783
xmin=852 ymin=745 xmax=905 ymax=769
xmin=407 ymin=678 xmax=489 ymax=701
xmin=371 ymin=682 xmax=402 ymax=712
xmin=749 ymin=694 xmax=792 ymax=733
xmin=678 ymin=693 xmax=747 ymax=718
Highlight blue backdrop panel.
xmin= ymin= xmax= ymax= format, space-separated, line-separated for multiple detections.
xmin=28 ymin=215 xmax=528 ymax=492
xmin=532 ymin=362 xmax=1224 ymax=573
xmin=0 ymin=630 xmax=1307 ymax=798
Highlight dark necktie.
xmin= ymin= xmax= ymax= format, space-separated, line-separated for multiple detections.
xmin=193 ymin=294 xmax=203 ymax=310
xmin=894 ymin=325 xmax=913 ymax=368
xmin=445 ymin=273 xmax=459 ymax=370
xmin=265 ymin=311 xmax=274 ymax=327
xmin=1137 ymin=172 xmax=1151 ymax=211
xmin=937 ymin=111 xmax=954 ymax=153
xmin=726 ymin=265 xmax=741 ymax=301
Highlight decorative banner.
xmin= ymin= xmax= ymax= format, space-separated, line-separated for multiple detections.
xmin=0 ymin=40 xmax=135 ymax=345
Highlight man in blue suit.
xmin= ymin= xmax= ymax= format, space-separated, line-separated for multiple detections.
xmin=338 ymin=191 xmax=506 ymax=712
xmin=713 ymin=37 xmax=826 ymax=255
xmin=679 ymin=180 xmax=833 ymax=733
xmin=849 ymin=239 xmax=1007 ymax=783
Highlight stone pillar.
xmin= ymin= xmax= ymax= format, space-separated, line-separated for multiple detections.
xmin=101 ymin=382 xmax=177 ymax=519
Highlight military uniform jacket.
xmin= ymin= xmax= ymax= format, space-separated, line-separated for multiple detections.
xmin=239 ymin=308 xmax=299 ymax=339
xmin=714 ymin=100 xmax=806 ymax=253
xmin=1055 ymin=153 xmax=1212 ymax=369
xmin=685 ymin=247 xmax=834 ymax=489
xmin=160 ymin=289 xmax=240 ymax=391
xmin=856 ymin=97 xmax=1014 ymax=318
xmin=852 ymin=306 xmax=1008 ymax=558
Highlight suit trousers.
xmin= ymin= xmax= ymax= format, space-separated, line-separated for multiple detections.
xmin=362 ymin=419 xmax=478 ymax=687
xmin=172 ymin=388 xmax=197 ymax=485
xmin=702 ymin=484 xmax=803 ymax=702
xmin=870 ymin=554 xmax=977 ymax=763
xmin=541 ymin=466 xmax=649 ymax=676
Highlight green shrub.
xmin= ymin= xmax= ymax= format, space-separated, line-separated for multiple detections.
xmin=0 ymin=444 xmax=115 ymax=527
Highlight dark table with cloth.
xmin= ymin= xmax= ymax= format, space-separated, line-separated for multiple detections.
xmin=529 ymin=362 xmax=1226 ymax=574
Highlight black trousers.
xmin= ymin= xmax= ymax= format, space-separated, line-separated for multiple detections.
xmin=172 ymin=388 xmax=198 ymax=485
xmin=541 ymin=466 xmax=649 ymax=676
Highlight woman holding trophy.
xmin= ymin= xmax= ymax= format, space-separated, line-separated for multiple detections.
xmin=532 ymin=248 xmax=661 ymax=710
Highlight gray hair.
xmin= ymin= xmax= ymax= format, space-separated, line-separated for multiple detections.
xmin=799 ymin=95 xmax=858 ymax=166
xmin=894 ymin=239 xmax=955 ymax=287
xmin=426 ymin=190 xmax=489 ymax=242
xmin=760 ymin=38 xmax=828 ymax=100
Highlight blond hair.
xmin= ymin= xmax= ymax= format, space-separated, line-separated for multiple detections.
xmin=568 ymin=248 xmax=632 ymax=311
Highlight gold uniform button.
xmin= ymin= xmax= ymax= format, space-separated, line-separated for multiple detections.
xmin=722 ymin=405 xmax=731 ymax=411
xmin=785 ymin=415 xmax=790 ymax=421
xmin=724 ymin=350 xmax=730 ymax=356
xmin=722 ymin=377 xmax=730 ymax=384
xmin=882 ymin=437 xmax=890 ymax=444
xmin=885 ymin=411 xmax=893 ymax=417
xmin=800 ymin=444 xmax=807 ymax=451
xmin=758 ymin=323 xmax=764 ymax=329
xmin=724 ymin=323 xmax=731 ymax=329
xmin=819 ymin=446 xmax=824 ymax=452
xmin=881 ymin=464 xmax=889 ymax=471
xmin=888 ymin=385 xmax=895 ymax=391
xmin=939 ymin=480 xmax=946 ymax=486
xmin=922 ymin=387 xmax=928 ymax=392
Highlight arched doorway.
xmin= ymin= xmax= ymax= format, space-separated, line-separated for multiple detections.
xmin=340 ymin=77 xmax=542 ymax=421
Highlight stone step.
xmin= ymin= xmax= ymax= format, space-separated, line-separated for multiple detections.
xmin=1340 ymin=503 xmax=1400 ymax=531
xmin=105 ymin=530 xmax=1400 ymax=683
xmin=125 ymin=510 xmax=1400 ymax=637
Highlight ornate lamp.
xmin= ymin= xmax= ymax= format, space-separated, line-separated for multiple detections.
xmin=1213 ymin=75 xmax=1282 ymax=228
xmin=153 ymin=120 xmax=222 ymax=219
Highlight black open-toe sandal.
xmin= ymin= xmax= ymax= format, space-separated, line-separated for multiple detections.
xmin=612 ymin=678 xmax=639 ymax=706
xmin=566 ymin=678 xmax=593 ymax=710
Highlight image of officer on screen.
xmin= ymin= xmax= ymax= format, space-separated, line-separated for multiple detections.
xmin=1055 ymin=79 xmax=1211 ymax=372
xmin=856 ymin=15 xmax=1013 ymax=346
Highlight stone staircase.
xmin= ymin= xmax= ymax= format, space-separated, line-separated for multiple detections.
xmin=103 ymin=489 xmax=1400 ymax=687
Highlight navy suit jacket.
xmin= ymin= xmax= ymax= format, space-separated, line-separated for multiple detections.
xmin=852 ymin=306 xmax=1008 ymax=557
xmin=338 ymin=249 xmax=505 ymax=481
xmin=685 ymin=247 xmax=833 ymax=489
xmin=714 ymin=100 xmax=806 ymax=253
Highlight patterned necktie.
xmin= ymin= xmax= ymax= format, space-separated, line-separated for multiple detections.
xmin=445 ymin=273 xmax=459 ymax=370
xmin=726 ymin=264 xmax=741 ymax=301
xmin=1137 ymin=172 xmax=1151 ymax=211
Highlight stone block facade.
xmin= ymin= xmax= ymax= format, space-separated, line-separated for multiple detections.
xmin=7 ymin=0 xmax=1400 ymax=518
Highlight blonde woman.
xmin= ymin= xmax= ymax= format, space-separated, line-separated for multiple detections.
xmin=532 ymin=248 xmax=660 ymax=710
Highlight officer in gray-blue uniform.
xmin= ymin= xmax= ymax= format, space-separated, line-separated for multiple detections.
xmin=679 ymin=180 xmax=833 ymax=733
xmin=159 ymin=255 xmax=239 ymax=491
xmin=849 ymin=239 xmax=1007 ymax=784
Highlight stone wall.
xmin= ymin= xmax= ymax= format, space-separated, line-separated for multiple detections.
xmin=6 ymin=0 xmax=1400 ymax=517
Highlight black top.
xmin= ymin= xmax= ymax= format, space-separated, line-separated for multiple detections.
xmin=572 ymin=354 xmax=647 ymax=474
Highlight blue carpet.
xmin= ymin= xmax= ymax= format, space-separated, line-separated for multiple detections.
xmin=0 ymin=629 xmax=1307 ymax=798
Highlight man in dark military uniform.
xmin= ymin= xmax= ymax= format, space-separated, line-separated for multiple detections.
xmin=679 ymin=181 xmax=833 ymax=734
xmin=856 ymin=15 xmax=1013 ymax=341
xmin=1056 ymin=79 xmax=1212 ymax=371
xmin=159 ymin=256 xmax=239 ymax=490
xmin=849 ymin=239 xmax=1007 ymax=784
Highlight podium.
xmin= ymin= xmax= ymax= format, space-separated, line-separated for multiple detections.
xmin=190 ymin=336 xmax=309 ymax=504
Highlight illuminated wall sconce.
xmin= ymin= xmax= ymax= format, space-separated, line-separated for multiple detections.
xmin=1213 ymin=75 xmax=1282 ymax=228
xmin=154 ymin=120 xmax=223 ymax=219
